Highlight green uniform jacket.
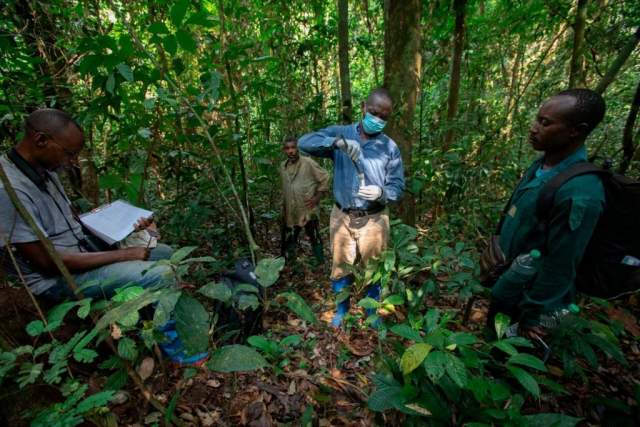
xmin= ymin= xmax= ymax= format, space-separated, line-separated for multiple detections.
xmin=492 ymin=146 xmax=605 ymax=326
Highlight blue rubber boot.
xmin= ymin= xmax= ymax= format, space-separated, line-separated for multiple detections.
xmin=365 ymin=284 xmax=382 ymax=328
xmin=331 ymin=277 xmax=352 ymax=328
xmin=157 ymin=320 xmax=209 ymax=366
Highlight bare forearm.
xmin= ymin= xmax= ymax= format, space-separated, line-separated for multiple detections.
xmin=59 ymin=250 xmax=133 ymax=273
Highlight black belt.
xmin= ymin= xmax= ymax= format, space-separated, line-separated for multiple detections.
xmin=335 ymin=202 xmax=385 ymax=217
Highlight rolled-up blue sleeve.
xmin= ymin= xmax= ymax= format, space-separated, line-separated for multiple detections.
xmin=298 ymin=126 xmax=341 ymax=159
xmin=381 ymin=145 xmax=404 ymax=203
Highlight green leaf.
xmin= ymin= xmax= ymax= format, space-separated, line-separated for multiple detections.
xmin=507 ymin=365 xmax=540 ymax=397
xmin=234 ymin=283 xmax=260 ymax=294
xmin=423 ymin=350 xmax=447 ymax=382
xmin=279 ymin=292 xmax=317 ymax=324
xmin=390 ymin=324 xmax=423 ymax=342
xmin=181 ymin=256 xmax=217 ymax=264
xmin=255 ymin=257 xmax=285 ymax=287
xmin=357 ymin=297 xmax=381 ymax=309
xmin=199 ymin=282 xmax=232 ymax=303
xmin=206 ymin=345 xmax=268 ymax=372
xmin=368 ymin=374 xmax=406 ymax=412
xmin=237 ymin=294 xmax=260 ymax=311
xmin=153 ymin=290 xmax=180 ymax=326
xmin=148 ymin=22 xmax=169 ymax=34
xmin=280 ymin=334 xmax=301 ymax=347
xmin=174 ymin=295 xmax=210 ymax=355
xmin=163 ymin=34 xmax=178 ymax=55
xmin=112 ymin=286 xmax=144 ymax=302
xmin=77 ymin=298 xmax=92 ymax=319
xmin=74 ymin=349 xmax=98 ymax=363
xmin=383 ymin=294 xmax=404 ymax=305
xmin=522 ymin=414 xmax=581 ymax=427
xmin=170 ymin=246 xmax=197 ymax=263
xmin=508 ymin=353 xmax=547 ymax=372
xmin=116 ymin=63 xmax=133 ymax=81
xmin=176 ymin=29 xmax=197 ymax=52
xmin=493 ymin=340 xmax=518 ymax=356
xmin=106 ymin=73 xmax=116 ymax=94
xmin=118 ymin=337 xmax=138 ymax=361
xmin=247 ymin=335 xmax=274 ymax=353
xmin=26 ymin=320 xmax=44 ymax=337
xmin=444 ymin=352 xmax=468 ymax=388
xmin=77 ymin=390 xmax=116 ymax=413
xmin=170 ymin=0 xmax=190 ymax=26
xmin=448 ymin=332 xmax=477 ymax=346
xmin=494 ymin=313 xmax=510 ymax=340
xmin=400 ymin=343 xmax=433 ymax=375
xmin=46 ymin=301 xmax=79 ymax=332
xmin=18 ymin=362 xmax=43 ymax=388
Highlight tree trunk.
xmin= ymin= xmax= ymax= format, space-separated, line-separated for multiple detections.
xmin=568 ymin=0 xmax=589 ymax=88
xmin=361 ymin=0 xmax=380 ymax=85
xmin=595 ymin=27 xmax=640 ymax=94
xmin=618 ymin=80 xmax=640 ymax=174
xmin=337 ymin=0 xmax=352 ymax=123
xmin=443 ymin=0 xmax=467 ymax=151
xmin=383 ymin=0 xmax=422 ymax=225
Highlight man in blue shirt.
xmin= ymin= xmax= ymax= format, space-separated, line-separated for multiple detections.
xmin=299 ymin=88 xmax=405 ymax=327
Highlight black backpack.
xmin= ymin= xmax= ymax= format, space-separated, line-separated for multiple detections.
xmin=215 ymin=259 xmax=264 ymax=341
xmin=536 ymin=163 xmax=640 ymax=298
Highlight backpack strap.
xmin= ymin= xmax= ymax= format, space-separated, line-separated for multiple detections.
xmin=536 ymin=162 xmax=609 ymax=226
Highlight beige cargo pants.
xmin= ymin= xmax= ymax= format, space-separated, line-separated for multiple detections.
xmin=329 ymin=206 xmax=390 ymax=280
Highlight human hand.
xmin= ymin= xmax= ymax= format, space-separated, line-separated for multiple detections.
xmin=134 ymin=216 xmax=154 ymax=232
xmin=121 ymin=246 xmax=150 ymax=261
xmin=304 ymin=194 xmax=321 ymax=209
xmin=357 ymin=185 xmax=383 ymax=201
xmin=334 ymin=137 xmax=361 ymax=162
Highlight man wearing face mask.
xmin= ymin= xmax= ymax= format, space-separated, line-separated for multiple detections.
xmin=298 ymin=88 xmax=405 ymax=328
xmin=0 ymin=109 xmax=174 ymax=301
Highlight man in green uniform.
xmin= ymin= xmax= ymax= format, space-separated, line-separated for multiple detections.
xmin=489 ymin=89 xmax=606 ymax=335
xmin=280 ymin=136 xmax=329 ymax=264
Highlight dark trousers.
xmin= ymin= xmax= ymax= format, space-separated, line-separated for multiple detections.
xmin=281 ymin=218 xmax=323 ymax=263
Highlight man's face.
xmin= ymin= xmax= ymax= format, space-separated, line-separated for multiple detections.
xmin=36 ymin=124 xmax=84 ymax=171
xmin=529 ymin=96 xmax=579 ymax=153
xmin=283 ymin=141 xmax=299 ymax=160
xmin=361 ymin=96 xmax=392 ymax=122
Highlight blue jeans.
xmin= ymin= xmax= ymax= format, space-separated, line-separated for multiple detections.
xmin=41 ymin=244 xmax=175 ymax=301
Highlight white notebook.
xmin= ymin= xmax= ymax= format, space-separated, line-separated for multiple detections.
xmin=79 ymin=200 xmax=153 ymax=245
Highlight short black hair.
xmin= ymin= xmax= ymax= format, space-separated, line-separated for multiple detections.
xmin=555 ymin=89 xmax=606 ymax=134
xmin=25 ymin=108 xmax=81 ymax=136
xmin=366 ymin=88 xmax=393 ymax=107
xmin=283 ymin=135 xmax=297 ymax=145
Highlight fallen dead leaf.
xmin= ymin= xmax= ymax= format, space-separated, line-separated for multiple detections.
xmin=606 ymin=307 xmax=640 ymax=337
xmin=137 ymin=357 xmax=155 ymax=381
xmin=206 ymin=378 xmax=222 ymax=388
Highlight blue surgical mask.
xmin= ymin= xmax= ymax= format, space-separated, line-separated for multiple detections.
xmin=362 ymin=112 xmax=386 ymax=135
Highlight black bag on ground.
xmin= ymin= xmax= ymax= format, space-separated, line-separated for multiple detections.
xmin=215 ymin=258 xmax=264 ymax=341
xmin=537 ymin=162 xmax=640 ymax=298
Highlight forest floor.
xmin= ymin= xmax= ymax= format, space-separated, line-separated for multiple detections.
xmin=1 ymin=230 xmax=640 ymax=426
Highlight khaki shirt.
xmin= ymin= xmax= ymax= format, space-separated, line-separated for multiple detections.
xmin=281 ymin=156 xmax=329 ymax=227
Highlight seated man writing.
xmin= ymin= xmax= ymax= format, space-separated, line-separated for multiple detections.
xmin=0 ymin=108 xmax=174 ymax=301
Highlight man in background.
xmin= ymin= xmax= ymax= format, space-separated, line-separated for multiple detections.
xmin=280 ymin=136 xmax=329 ymax=265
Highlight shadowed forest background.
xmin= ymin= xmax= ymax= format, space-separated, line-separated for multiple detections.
xmin=1 ymin=0 xmax=640 ymax=426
